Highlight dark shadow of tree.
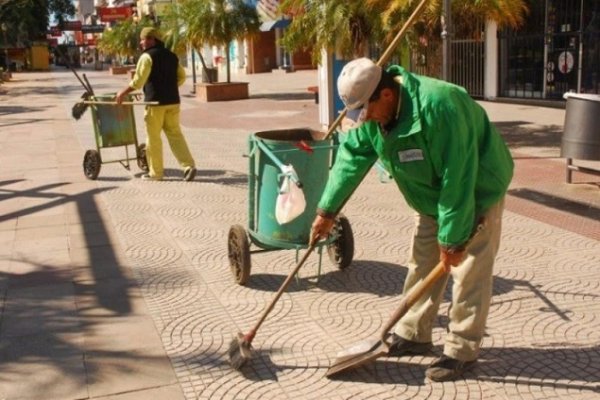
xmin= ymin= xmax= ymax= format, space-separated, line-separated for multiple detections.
xmin=0 ymin=180 xmax=144 ymax=383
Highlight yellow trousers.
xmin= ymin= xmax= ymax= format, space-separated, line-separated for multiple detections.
xmin=143 ymin=104 xmax=195 ymax=178
xmin=394 ymin=199 xmax=505 ymax=361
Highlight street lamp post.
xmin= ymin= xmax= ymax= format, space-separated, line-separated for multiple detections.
xmin=442 ymin=0 xmax=452 ymax=81
xmin=191 ymin=47 xmax=196 ymax=94
xmin=1 ymin=23 xmax=10 ymax=73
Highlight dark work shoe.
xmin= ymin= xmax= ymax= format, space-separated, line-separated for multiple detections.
xmin=183 ymin=166 xmax=197 ymax=182
xmin=387 ymin=333 xmax=433 ymax=357
xmin=426 ymin=355 xmax=476 ymax=382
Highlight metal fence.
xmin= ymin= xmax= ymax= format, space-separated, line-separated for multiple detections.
xmin=450 ymin=38 xmax=484 ymax=98
xmin=409 ymin=36 xmax=484 ymax=99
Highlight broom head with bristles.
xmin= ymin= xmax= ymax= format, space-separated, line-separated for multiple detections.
xmin=72 ymin=92 xmax=92 ymax=120
xmin=228 ymin=332 xmax=254 ymax=370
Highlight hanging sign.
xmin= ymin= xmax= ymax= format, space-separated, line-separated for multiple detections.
xmin=557 ymin=51 xmax=574 ymax=74
xmin=97 ymin=6 xmax=133 ymax=22
xmin=49 ymin=26 xmax=62 ymax=37
xmin=82 ymin=25 xmax=105 ymax=34
xmin=61 ymin=20 xmax=82 ymax=31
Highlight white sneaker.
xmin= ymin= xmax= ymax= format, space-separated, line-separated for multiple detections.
xmin=141 ymin=174 xmax=162 ymax=181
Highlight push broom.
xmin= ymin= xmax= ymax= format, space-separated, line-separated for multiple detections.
xmin=228 ymin=241 xmax=317 ymax=370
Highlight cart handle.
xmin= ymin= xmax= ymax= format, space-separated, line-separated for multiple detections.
xmin=83 ymin=100 xmax=159 ymax=106
xmin=254 ymin=139 xmax=303 ymax=187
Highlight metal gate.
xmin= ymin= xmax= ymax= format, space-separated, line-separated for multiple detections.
xmin=450 ymin=38 xmax=484 ymax=98
xmin=409 ymin=27 xmax=484 ymax=98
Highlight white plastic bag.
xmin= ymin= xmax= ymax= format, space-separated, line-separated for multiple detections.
xmin=275 ymin=165 xmax=306 ymax=224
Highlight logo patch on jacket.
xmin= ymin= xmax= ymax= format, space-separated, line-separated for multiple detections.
xmin=398 ymin=149 xmax=424 ymax=162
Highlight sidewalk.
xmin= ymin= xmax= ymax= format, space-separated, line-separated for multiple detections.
xmin=0 ymin=66 xmax=598 ymax=400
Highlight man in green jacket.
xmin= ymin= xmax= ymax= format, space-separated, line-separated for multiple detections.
xmin=311 ymin=58 xmax=514 ymax=382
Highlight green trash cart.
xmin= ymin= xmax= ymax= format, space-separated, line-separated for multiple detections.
xmin=227 ymin=129 xmax=354 ymax=286
xmin=81 ymin=94 xmax=151 ymax=180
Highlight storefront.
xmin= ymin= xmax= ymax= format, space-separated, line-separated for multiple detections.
xmin=499 ymin=0 xmax=600 ymax=99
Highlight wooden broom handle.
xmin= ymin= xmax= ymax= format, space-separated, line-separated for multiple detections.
xmin=380 ymin=260 xmax=447 ymax=340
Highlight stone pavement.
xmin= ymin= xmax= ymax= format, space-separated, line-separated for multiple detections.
xmin=0 ymin=65 xmax=599 ymax=400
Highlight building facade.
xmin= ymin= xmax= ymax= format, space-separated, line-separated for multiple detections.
xmin=498 ymin=0 xmax=600 ymax=99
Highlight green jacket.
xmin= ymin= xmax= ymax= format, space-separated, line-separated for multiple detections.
xmin=318 ymin=66 xmax=514 ymax=247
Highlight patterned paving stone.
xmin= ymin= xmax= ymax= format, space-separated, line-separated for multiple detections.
xmin=3 ymin=68 xmax=599 ymax=400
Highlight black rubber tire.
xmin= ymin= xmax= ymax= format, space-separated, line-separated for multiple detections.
xmin=83 ymin=149 xmax=101 ymax=180
xmin=137 ymin=143 xmax=149 ymax=172
xmin=228 ymin=224 xmax=251 ymax=285
xmin=327 ymin=213 xmax=354 ymax=269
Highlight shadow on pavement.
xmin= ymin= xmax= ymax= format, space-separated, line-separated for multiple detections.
xmin=0 ymin=181 xmax=132 ymax=315
xmin=479 ymin=345 xmax=600 ymax=393
xmin=245 ymin=259 xmax=405 ymax=298
xmin=495 ymin=120 xmax=563 ymax=149
xmin=250 ymin=92 xmax=314 ymax=102
xmin=508 ymin=188 xmax=600 ymax=221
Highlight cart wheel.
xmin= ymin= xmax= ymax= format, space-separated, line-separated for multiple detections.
xmin=83 ymin=149 xmax=101 ymax=180
xmin=137 ymin=143 xmax=149 ymax=172
xmin=327 ymin=213 xmax=354 ymax=269
xmin=228 ymin=224 xmax=251 ymax=285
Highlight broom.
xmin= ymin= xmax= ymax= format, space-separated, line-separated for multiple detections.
xmin=229 ymin=242 xmax=317 ymax=370
xmin=71 ymin=73 xmax=96 ymax=120
xmin=55 ymin=47 xmax=95 ymax=120
xmin=72 ymin=91 xmax=92 ymax=120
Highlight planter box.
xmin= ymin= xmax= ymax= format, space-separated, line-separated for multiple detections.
xmin=110 ymin=65 xmax=134 ymax=75
xmin=195 ymin=82 xmax=249 ymax=102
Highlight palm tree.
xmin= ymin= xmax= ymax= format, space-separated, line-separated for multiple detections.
xmin=368 ymin=0 xmax=528 ymax=42
xmin=278 ymin=0 xmax=386 ymax=64
xmin=161 ymin=0 xmax=261 ymax=83
xmin=279 ymin=0 xmax=528 ymax=66
xmin=97 ymin=19 xmax=150 ymax=65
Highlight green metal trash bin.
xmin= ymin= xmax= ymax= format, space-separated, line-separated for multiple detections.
xmin=91 ymin=94 xmax=137 ymax=147
xmin=227 ymin=128 xmax=355 ymax=285
xmin=251 ymin=129 xmax=332 ymax=247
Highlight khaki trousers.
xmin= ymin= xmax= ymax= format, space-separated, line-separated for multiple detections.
xmin=394 ymin=199 xmax=505 ymax=361
xmin=144 ymin=104 xmax=195 ymax=178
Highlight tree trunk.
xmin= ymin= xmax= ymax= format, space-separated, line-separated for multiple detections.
xmin=195 ymin=48 xmax=214 ymax=83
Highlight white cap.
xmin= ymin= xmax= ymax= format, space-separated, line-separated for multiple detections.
xmin=337 ymin=58 xmax=382 ymax=110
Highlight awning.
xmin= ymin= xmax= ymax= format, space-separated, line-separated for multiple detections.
xmin=260 ymin=19 xmax=291 ymax=32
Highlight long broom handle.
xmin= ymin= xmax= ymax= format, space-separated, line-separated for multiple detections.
xmin=379 ymin=260 xmax=446 ymax=340
xmin=324 ymin=0 xmax=430 ymax=140
xmin=245 ymin=242 xmax=317 ymax=342
xmin=82 ymin=73 xmax=95 ymax=96
xmin=55 ymin=46 xmax=93 ymax=94
xmin=378 ymin=222 xmax=484 ymax=341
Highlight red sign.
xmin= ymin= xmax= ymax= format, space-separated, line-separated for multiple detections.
xmin=49 ymin=26 xmax=62 ymax=37
xmin=48 ymin=38 xmax=58 ymax=47
xmin=74 ymin=31 xmax=84 ymax=45
xmin=61 ymin=20 xmax=82 ymax=31
xmin=97 ymin=6 xmax=133 ymax=22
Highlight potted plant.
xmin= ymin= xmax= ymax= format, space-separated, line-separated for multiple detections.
xmin=161 ymin=0 xmax=261 ymax=102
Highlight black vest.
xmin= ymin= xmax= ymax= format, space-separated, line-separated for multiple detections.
xmin=143 ymin=43 xmax=180 ymax=105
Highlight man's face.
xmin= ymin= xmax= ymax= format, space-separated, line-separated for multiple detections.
xmin=140 ymin=36 xmax=155 ymax=50
xmin=363 ymin=88 xmax=397 ymax=127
